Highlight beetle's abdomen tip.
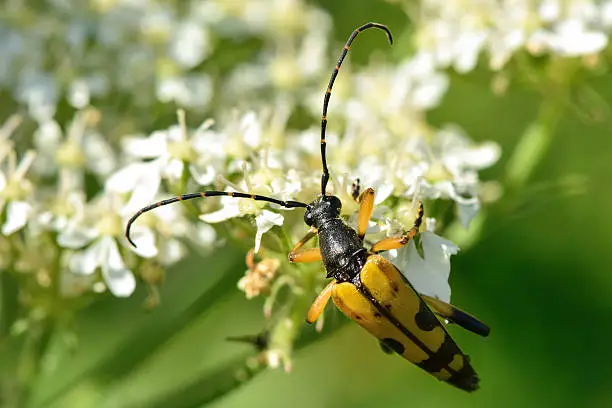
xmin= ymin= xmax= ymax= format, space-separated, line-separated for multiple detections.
xmin=448 ymin=373 xmax=479 ymax=392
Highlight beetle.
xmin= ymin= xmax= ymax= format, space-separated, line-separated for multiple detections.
xmin=125 ymin=22 xmax=489 ymax=392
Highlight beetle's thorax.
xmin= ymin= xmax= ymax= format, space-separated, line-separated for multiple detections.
xmin=304 ymin=195 xmax=367 ymax=282
xmin=303 ymin=195 xmax=342 ymax=230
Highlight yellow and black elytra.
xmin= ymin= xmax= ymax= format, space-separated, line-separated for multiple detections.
xmin=125 ymin=22 xmax=489 ymax=392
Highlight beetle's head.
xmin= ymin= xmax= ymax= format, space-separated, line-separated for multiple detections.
xmin=304 ymin=195 xmax=342 ymax=228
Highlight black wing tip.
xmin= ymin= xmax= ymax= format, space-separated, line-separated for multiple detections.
xmin=453 ymin=309 xmax=491 ymax=338
xmin=448 ymin=373 xmax=480 ymax=392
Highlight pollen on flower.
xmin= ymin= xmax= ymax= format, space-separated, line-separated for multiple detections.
xmin=238 ymin=249 xmax=281 ymax=299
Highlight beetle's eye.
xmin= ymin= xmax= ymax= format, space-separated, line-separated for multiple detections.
xmin=304 ymin=211 xmax=314 ymax=226
xmin=333 ymin=196 xmax=342 ymax=210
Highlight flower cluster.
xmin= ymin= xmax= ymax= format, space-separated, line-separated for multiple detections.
xmin=18 ymin=0 xmax=612 ymax=380
xmin=414 ymin=0 xmax=612 ymax=72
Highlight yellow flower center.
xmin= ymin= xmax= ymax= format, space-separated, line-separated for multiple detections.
xmin=167 ymin=139 xmax=195 ymax=162
xmin=96 ymin=212 xmax=123 ymax=237
xmin=2 ymin=179 xmax=32 ymax=201
xmin=425 ymin=161 xmax=452 ymax=182
xmin=56 ymin=141 xmax=86 ymax=169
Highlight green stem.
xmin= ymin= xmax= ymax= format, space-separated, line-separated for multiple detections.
xmin=16 ymin=317 xmax=55 ymax=408
xmin=0 ymin=271 xmax=19 ymax=342
xmin=505 ymin=98 xmax=564 ymax=190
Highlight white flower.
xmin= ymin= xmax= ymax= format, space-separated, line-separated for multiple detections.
xmin=545 ymin=19 xmax=608 ymax=57
xmin=417 ymin=0 xmax=611 ymax=72
xmin=156 ymin=74 xmax=213 ymax=109
xmin=68 ymin=236 xmax=136 ymax=298
xmin=120 ymin=111 xmax=222 ymax=194
xmin=15 ymin=71 xmax=59 ymax=122
xmin=199 ymin=154 xmax=302 ymax=252
xmin=57 ymin=194 xmax=156 ymax=297
xmin=200 ymin=189 xmax=285 ymax=253
xmin=106 ymin=161 xmax=162 ymax=218
xmin=403 ymin=125 xmax=501 ymax=228
xmin=67 ymin=75 xmax=110 ymax=109
xmin=390 ymin=231 xmax=459 ymax=303
xmin=32 ymin=109 xmax=116 ymax=179
xmin=0 ymin=150 xmax=36 ymax=235
xmin=106 ymin=158 xmax=212 ymax=262
xmin=254 ymin=210 xmax=284 ymax=252
xmin=168 ymin=20 xmax=211 ymax=69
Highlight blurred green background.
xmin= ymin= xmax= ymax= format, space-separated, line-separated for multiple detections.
xmin=4 ymin=1 xmax=612 ymax=407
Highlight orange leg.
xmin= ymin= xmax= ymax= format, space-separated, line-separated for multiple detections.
xmin=288 ymin=248 xmax=322 ymax=263
xmin=371 ymin=202 xmax=424 ymax=253
xmin=357 ymin=187 xmax=375 ymax=240
xmin=288 ymin=229 xmax=322 ymax=263
xmin=306 ymin=280 xmax=336 ymax=324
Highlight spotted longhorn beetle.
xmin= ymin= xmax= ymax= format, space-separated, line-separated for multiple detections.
xmin=125 ymin=22 xmax=490 ymax=392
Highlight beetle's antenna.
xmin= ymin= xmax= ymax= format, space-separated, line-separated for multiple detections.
xmin=320 ymin=22 xmax=393 ymax=196
xmin=125 ymin=191 xmax=307 ymax=247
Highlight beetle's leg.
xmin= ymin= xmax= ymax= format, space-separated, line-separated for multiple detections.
xmin=351 ymin=178 xmax=361 ymax=201
xmin=306 ymin=280 xmax=336 ymax=324
xmin=421 ymin=295 xmax=490 ymax=337
xmin=288 ymin=229 xmax=322 ymax=263
xmin=357 ymin=187 xmax=375 ymax=240
xmin=289 ymin=248 xmax=322 ymax=263
xmin=371 ymin=202 xmax=424 ymax=253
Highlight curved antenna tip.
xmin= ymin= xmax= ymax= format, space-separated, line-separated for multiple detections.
xmin=125 ymin=230 xmax=138 ymax=248
xmin=367 ymin=22 xmax=393 ymax=45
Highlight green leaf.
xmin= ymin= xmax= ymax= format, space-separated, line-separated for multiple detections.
xmin=135 ymin=320 xmax=349 ymax=408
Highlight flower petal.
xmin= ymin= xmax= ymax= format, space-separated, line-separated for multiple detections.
xmin=127 ymin=226 xmax=158 ymax=258
xmin=159 ymin=239 xmax=186 ymax=265
xmin=454 ymin=195 xmax=481 ymax=229
xmin=189 ymin=163 xmax=216 ymax=186
xmin=101 ymin=237 xmax=136 ymax=297
xmin=164 ymin=158 xmax=184 ymax=181
xmin=373 ymin=182 xmax=394 ymax=205
xmin=393 ymin=231 xmax=458 ymax=303
xmin=2 ymin=201 xmax=31 ymax=235
xmin=196 ymin=223 xmax=217 ymax=247
xmin=122 ymin=131 xmax=168 ymax=159
xmin=107 ymin=161 xmax=162 ymax=216
xmin=82 ymin=131 xmax=117 ymax=177
xmin=199 ymin=199 xmax=241 ymax=223
xmin=241 ymin=112 xmax=262 ymax=148
xmin=57 ymin=223 xmax=98 ymax=248
xmin=105 ymin=162 xmax=146 ymax=193
xmin=254 ymin=210 xmax=284 ymax=253
xmin=68 ymin=239 xmax=104 ymax=275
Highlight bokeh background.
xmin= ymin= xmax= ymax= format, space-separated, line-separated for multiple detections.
xmin=2 ymin=1 xmax=612 ymax=407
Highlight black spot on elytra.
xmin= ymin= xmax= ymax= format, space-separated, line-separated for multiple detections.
xmin=379 ymin=341 xmax=394 ymax=355
xmin=354 ymin=314 xmax=362 ymax=320
xmin=390 ymin=281 xmax=399 ymax=294
xmin=417 ymin=335 xmax=458 ymax=373
xmin=415 ymin=302 xmax=438 ymax=331
xmin=381 ymin=338 xmax=405 ymax=355
xmin=373 ymin=312 xmax=382 ymax=318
